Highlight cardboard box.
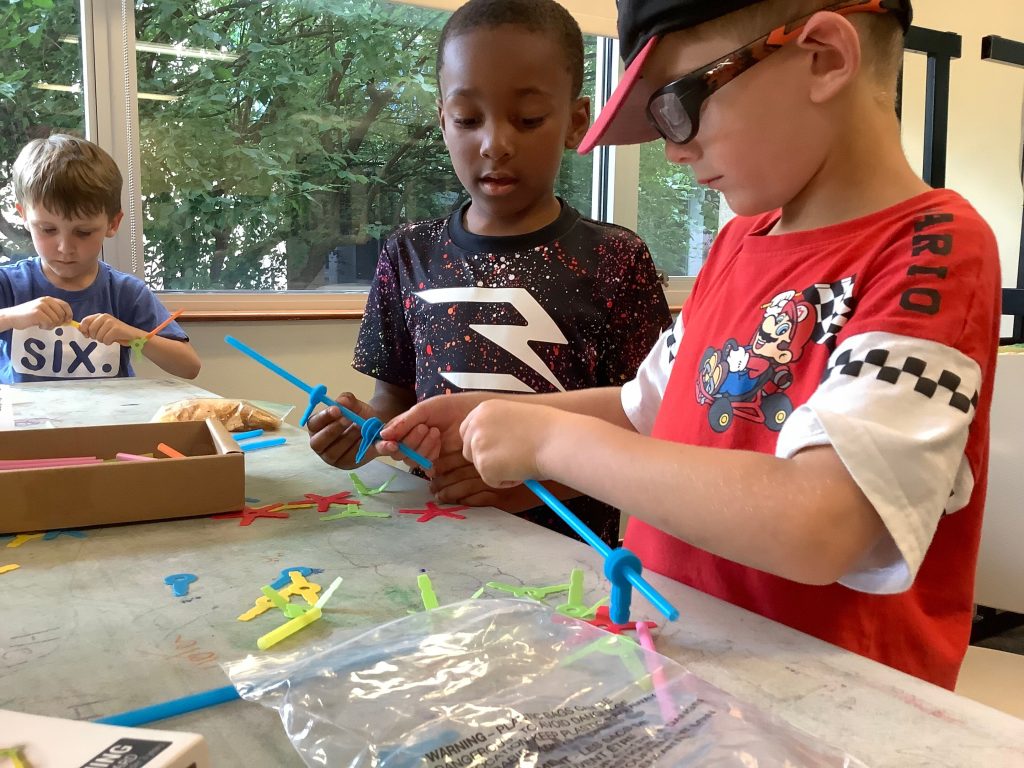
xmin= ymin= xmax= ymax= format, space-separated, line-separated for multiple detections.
xmin=0 ymin=419 xmax=244 ymax=533
xmin=0 ymin=708 xmax=209 ymax=767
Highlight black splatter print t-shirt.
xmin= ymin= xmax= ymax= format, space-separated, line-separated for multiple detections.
xmin=355 ymin=199 xmax=671 ymax=545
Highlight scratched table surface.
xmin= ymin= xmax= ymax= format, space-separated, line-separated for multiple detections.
xmin=1 ymin=378 xmax=1022 ymax=767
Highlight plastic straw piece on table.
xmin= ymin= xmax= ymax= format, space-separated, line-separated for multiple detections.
xmin=156 ymin=442 xmax=186 ymax=459
xmin=0 ymin=456 xmax=101 ymax=470
xmin=239 ymin=437 xmax=286 ymax=452
xmin=93 ymin=684 xmax=240 ymax=727
xmin=313 ymin=576 xmax=343 ymax=610
xmin=233 ymin=429 xmax=264 ymax=441
xmin=256 ymin=576 xmax=342 ymax=651
xmin=262 ymin=583 xmax=295 ymax=610
xmin=144 ymin=308 xmax=185 ymax=340
xmin=635 ymin=621 xmax=676 ymax=725
xmin=524 ymin=479 xmax=679 ymax=623
xmin=223 ymin=335 xmax=433 ymax=469
xmin=418 ymin=572 xmax=439 ymax=611
xmin=116 ymin=452 xmax=157 ymax=462
xmin=256 ymin=607 xmax=322 ymax=650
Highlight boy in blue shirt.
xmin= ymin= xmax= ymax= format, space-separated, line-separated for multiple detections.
xmin=0 ymin=135 xmax=200 ymax=382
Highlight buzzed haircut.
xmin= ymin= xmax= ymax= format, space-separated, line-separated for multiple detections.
xmin=695 ymin=0 xmax=904 ymax=86
xmin=436 ymin=0 xmax=586 ymax=98
xmin=12 ymin=134 xmax=122 ymax=220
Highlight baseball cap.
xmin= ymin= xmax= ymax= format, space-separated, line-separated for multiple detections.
xmin=578 ymin=0 xmax=913 ymax=154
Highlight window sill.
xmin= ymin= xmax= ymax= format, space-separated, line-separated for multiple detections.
xmin=158 ymin=291 xmax=369 ymax=321
xmin=158 ymin=278 xmax=692 ymax=321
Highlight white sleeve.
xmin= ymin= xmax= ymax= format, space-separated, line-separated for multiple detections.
xmin=621 ymin=313 xmax=682 ymax=435
xmin=776 ymin=331 xmax=980 ymax=594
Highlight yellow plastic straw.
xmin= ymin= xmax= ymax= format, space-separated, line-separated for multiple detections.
xmin=256 ymin=607 xmax=322 ymax=650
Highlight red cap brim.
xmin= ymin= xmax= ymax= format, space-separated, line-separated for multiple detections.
xmin=578 ymin=36 xmax=662 ymax=155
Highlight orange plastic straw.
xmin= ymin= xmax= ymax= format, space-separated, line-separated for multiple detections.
xmin=145 ymin=309 xmax=185 ymax=340
xmin=156 ymin=442 xmax=186 ymax=459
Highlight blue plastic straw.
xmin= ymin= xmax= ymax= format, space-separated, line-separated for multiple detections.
xmin=525 ymin=479 xmax=679 ymax=622
xmin=233 ymin=429 xmax=264 ymax=441
xmin=224 ymin=335 xmax=433 ymax=470
xmin=525 ymin=480 xmax=611 ymax=557
xmin=94 ymin=684 xmax=240 ymax=727
xmin=239 ymin=437 xmax=286 ymax=452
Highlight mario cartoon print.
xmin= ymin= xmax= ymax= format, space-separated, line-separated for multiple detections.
xmin=696 ymin=278 xmax=857 ymax=433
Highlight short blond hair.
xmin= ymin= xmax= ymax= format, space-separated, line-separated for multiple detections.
xmin=689 ymin=0 xmax=904 ymax=86
xmin=12 ymin=134 xmax=122 ymax=220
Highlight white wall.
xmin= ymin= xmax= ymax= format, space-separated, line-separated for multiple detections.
xmin=137 ymin=0 xmax=1024 ymax=409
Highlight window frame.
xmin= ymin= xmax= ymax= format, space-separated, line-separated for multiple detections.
xmin=80 ymin=0 xmax=694 ymax=317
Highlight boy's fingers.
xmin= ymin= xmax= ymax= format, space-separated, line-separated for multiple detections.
xmin=435 ymin=477 xmax=489 ymax=504
xmin=308 ymin=418 xmax=355 ymax=455
xmin=306 ymin=406 xmax=343 ymax=433
xmin=430 ymin=462 xmax=480 ymax=493
xmin=432 ymin=450 xmax=474 ymax=477
xmin=321 ymin=432 xmax=361 ymax=467
xmin=335 ymin=393 xmax=380 ymax=425
xmin=376 ymin=427 xmax=441 ymax=472
xmin=459 ymin=491 xmax=500 ymax=508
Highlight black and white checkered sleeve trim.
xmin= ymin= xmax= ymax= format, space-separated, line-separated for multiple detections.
xmin=622 ymin=313 xmax=683 ymax=435
xmin=777 ymin=331 xmax=980 ymax=594
xmin=821 ymin=347 xmax=980 ymax=414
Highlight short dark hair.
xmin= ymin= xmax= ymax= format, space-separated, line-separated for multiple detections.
xmin=436 ymin=0 xmax=585 ymax=98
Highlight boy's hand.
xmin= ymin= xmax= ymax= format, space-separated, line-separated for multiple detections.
xmin=307 ymin=394 xmax=381 ymax=469
xmin=78 ymin=313 xmax=141 ymax=346
xmin=460 ymin=400 xmax=559 ymax=488
xmin=5 ymin=297 xmax=73 ymax=330
xmin=429 ymin=451 xmax=503 ymax=507
xmin=378 ymin=391 xmax=490 ymax=468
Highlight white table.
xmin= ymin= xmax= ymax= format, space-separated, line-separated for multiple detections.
xmin=2 ymin=378 xmax=1022 ymax=766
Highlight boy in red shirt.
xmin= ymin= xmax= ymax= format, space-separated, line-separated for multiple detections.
xmin=382 ymin=0 xmax=1000 ymax=690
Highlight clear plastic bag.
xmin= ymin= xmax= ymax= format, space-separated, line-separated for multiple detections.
xmin=151 ymin=397 xmax=292 ymax=431
xmin=225 ymin=599 xmax=867 ymax=768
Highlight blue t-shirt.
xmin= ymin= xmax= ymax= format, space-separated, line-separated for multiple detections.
xmin=0 ymin=257 xmax=188 ymax=383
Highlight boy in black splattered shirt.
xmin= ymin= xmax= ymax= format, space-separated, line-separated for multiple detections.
xmin=308 ymin=0 xmax=670 ymax=545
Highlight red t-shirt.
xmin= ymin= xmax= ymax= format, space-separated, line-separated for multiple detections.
xmin=623 ymin=190 xmax=1000 ymax=689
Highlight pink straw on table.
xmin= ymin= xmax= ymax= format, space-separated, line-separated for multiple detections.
xmin=635 ymin=621 xmax=676 ymax=725
xmin=0 ymin=456 xmax=101 ymax=470
xmin=115 ymin=452 xmax=157 ymax=462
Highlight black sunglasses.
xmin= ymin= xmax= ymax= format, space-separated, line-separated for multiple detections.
xmin=646 ymin=0 xmax=908 ymax=145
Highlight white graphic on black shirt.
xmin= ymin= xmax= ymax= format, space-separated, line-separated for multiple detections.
xmin=415 ymin=287 xmax=568 ymax=393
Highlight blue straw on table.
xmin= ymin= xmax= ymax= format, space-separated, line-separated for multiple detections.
xmin=94 ymin=684 xmax=240 ymax=727
xmin=239 ymin=437 xmax=286 ymax=452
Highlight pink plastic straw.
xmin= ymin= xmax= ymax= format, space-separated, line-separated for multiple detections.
xmin=635 ymin=621 xmax=676 ymax=725
xmin=115 ymin=452 xmax=157 ymax=462
xmin=0 ymin=456 xmax=101 ymax=470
